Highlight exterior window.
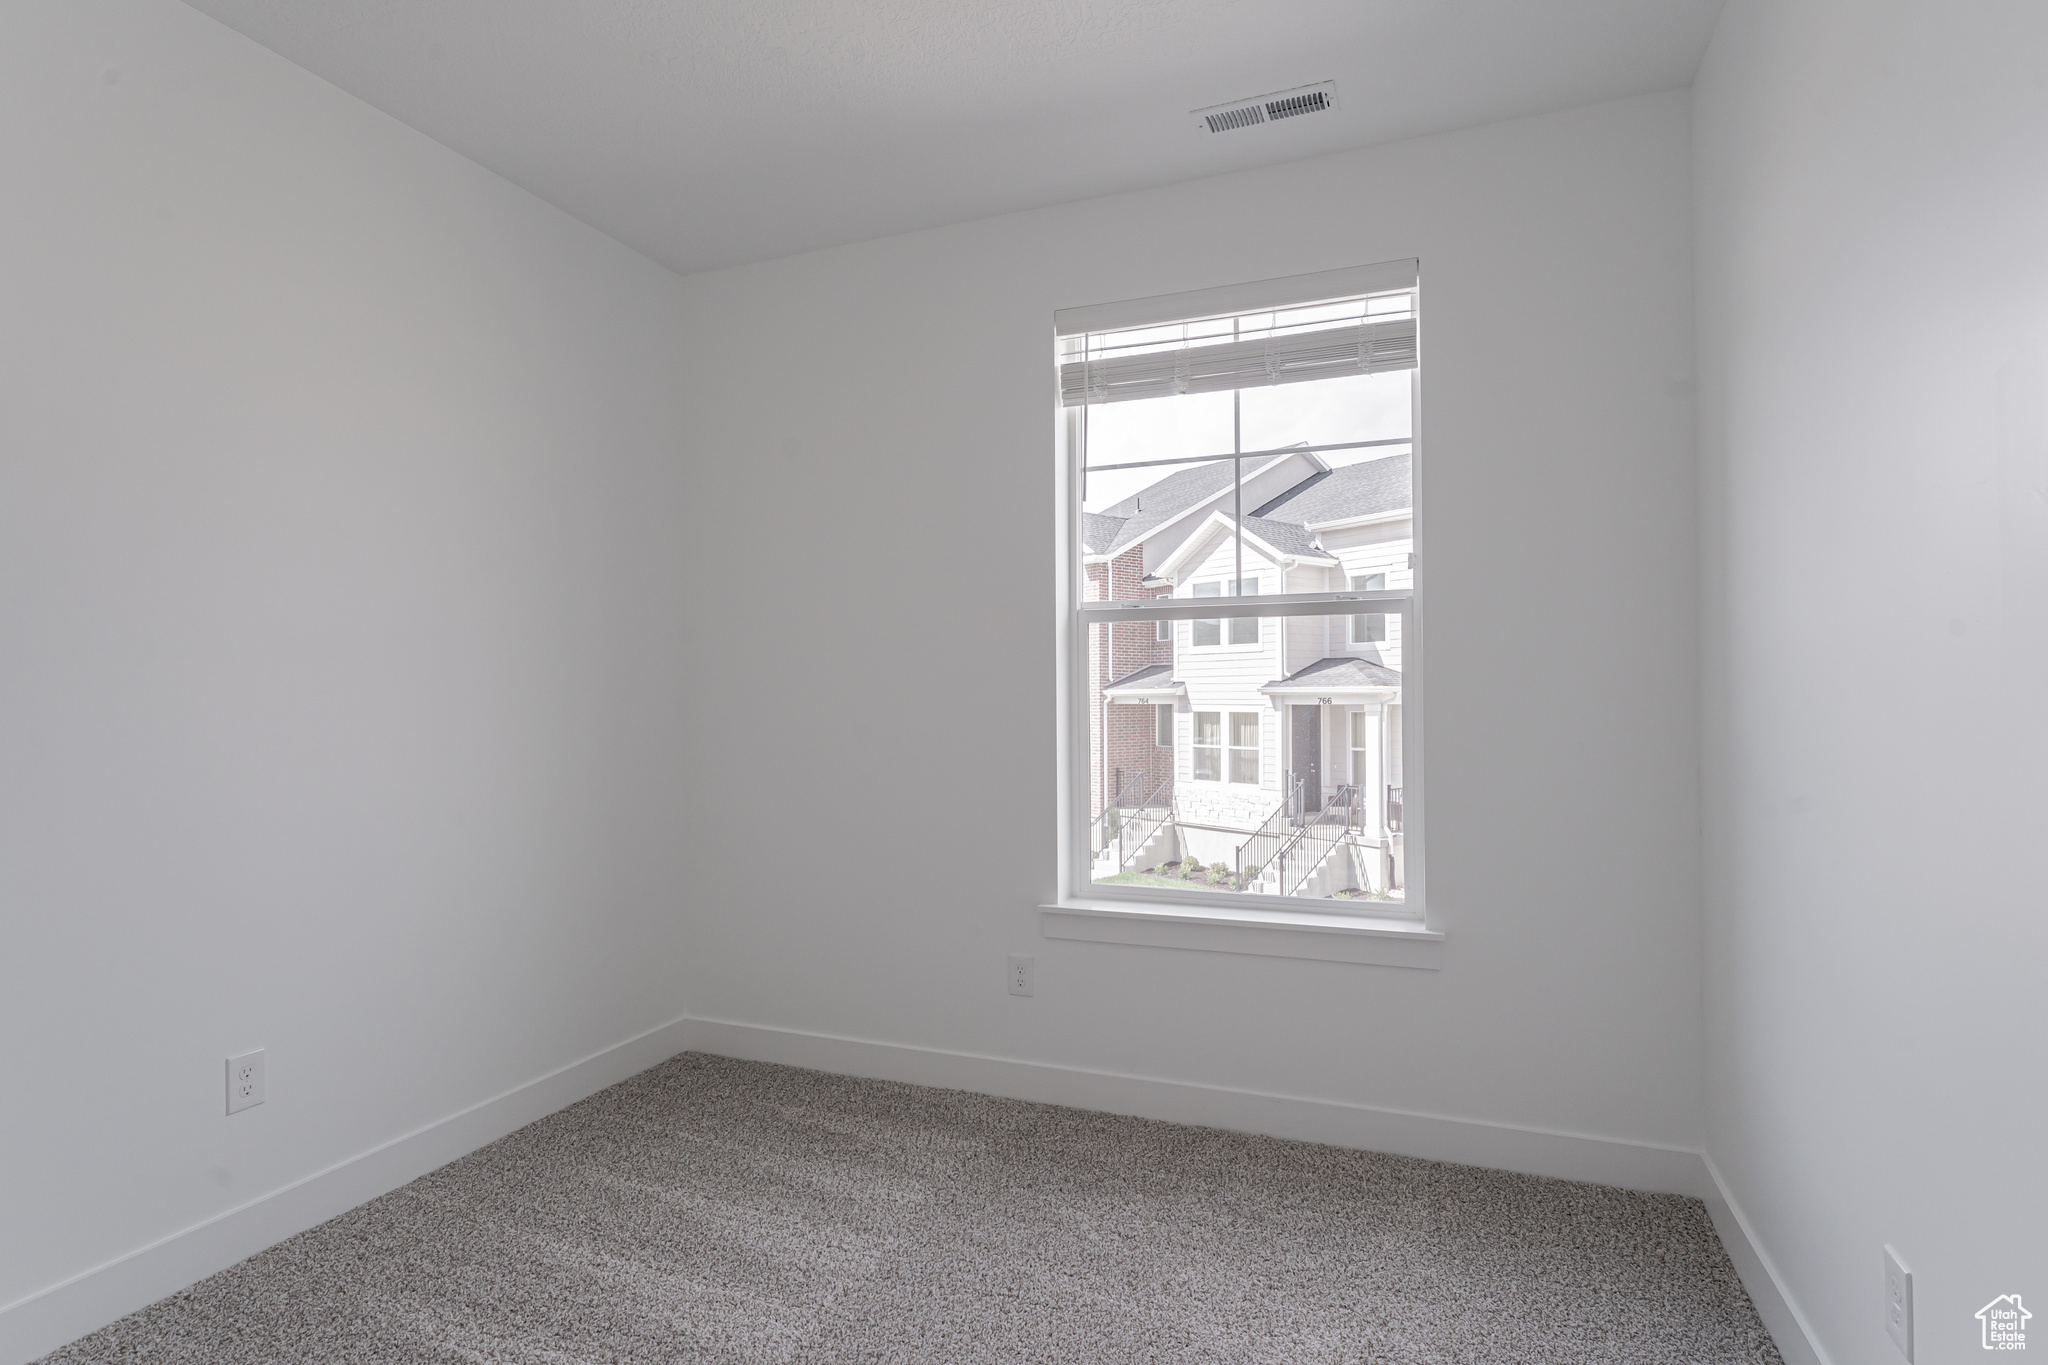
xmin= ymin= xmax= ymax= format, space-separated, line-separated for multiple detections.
xmin=1351 ymin=573 xmax=1387 ymax=643
xmin=1195 ymin=579 xmax=1258 ymax=646
xmin=1228 ymin=578 xmax=1259 ymax=644
xmin=1192 ymin=712 xmax=1222 ymax=781
xmin=1228 ymin=712 xmax=1260 ymax=784
xmin=1066 ymin=260 xmax=1418 ymax=908
xmin=1192 ymin=582 xmax=1222 ymax=646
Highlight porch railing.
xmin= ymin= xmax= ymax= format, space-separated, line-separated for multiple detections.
xmin=1113 ymin=773 xmax=1176 ymax=873
xmin=1232 ymin=774 xmax=1305 ymax=890
xmin=1090 ymin=770 xmax=1145 ymax=852
xmin=1270 ymin=784 xmax=1366 ymax=897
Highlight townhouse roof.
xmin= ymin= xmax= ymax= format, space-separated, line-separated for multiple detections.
xmin=1102 ymin=663 xmax=1181 ymax=695
xmin=1236 ymin=515 xmax=1336 ymax=562
xmin=1250 ymin=452 xmax=1411 ymax=525
xmin=1260 ymin=655 xmax=1403 ymax=692
xmin=1082 ymin=459 xmax=1238 ymax=557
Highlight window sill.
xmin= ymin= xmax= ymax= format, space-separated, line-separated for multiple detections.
xmin=1039 ymin=898 xmax=1442 ymax=968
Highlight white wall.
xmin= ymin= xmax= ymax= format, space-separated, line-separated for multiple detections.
xmin=677 ymin=93 xmax=1703 ymax=1153
xmin=0 ymin=0 xmax=692 ymax=1346
xmin=1694 ymin=2 xmax=2048 ymax=1361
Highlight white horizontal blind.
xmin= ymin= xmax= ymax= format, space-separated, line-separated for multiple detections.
xmin=1060 ymin=310 xmax=1414 ymax=408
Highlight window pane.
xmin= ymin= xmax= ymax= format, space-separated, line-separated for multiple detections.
xmin=1088 ymin=616 xmax=1405 ymax=903
xmin=1228 ymin=746 xmax=1259 ymax=784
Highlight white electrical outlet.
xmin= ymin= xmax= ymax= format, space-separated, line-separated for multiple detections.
xmin=1885 ymin=1244 xmax=1914 ymax=1360
xmin=1007 ymin=954 xmax=1034 ymax=997
xmin=226 ymin=1049 xmax=265 ymax=1115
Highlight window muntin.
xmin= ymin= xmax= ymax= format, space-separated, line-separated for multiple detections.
xmin=1068 ymin=264 xmax=1417 ymax=913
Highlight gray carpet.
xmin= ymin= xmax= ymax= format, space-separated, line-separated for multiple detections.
xmin=44 ymin=1054 xmax=1781 ymax=1363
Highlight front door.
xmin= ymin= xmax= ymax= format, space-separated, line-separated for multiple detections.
xmin=1290 ymin=705 xmax=1321 ymax=813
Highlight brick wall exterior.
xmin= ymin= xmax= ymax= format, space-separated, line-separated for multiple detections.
xmin=1086 ymin=547 xmax=1175 ymax=824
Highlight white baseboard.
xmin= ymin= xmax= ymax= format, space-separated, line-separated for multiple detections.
xmin=0 ymin=1015 xmax=694 ymax=1365
xmin=1702 ymin=1153 xmax=1831 ymax=1365
xmin=680 ymin=1017 xmax=1712 ymax=1197
xmin=7 ymin=1015 xmax=1823 ymax=1365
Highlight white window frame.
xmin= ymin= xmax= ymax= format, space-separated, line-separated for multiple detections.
xmin=1192 ymin=577 xmax=1261 ymax=649
xmin=1155 ymin=703 xmax=1174 ymax=749
xmin=1050 ymin=260 xmax=1437 ymax=967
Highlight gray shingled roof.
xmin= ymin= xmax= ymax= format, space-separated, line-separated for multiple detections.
xmin=1081 ymin=511 xmax=1129 ymax=555
xmin=1086 ymin=460 xmax=1239 ymax=557
xmin=1103 ymin=663 xmax=1180 ymax=694
xmin=1237 ymin=516 xmax=1335 ymax=561
xmin=1260 ymin=655 xmax=1403 ymax=691
xmin=1251 ymin=453 xmax=1411 ymax=525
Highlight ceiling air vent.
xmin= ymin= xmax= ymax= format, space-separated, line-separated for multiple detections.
xmin=1192 ymin=82 xmax=1338 ymax=134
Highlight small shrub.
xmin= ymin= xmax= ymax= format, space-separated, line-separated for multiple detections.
xmin=1209 ymin=861 xmax=1232 ymax=886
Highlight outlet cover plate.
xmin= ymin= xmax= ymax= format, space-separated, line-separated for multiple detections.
xmin=1885 ymin=1244 xmax=1913 ymax=1361
xmin=226 ymin=1049 xmax=265 ymax=1115
xmin=1007 ymin=954 xmax=1034 ymax=997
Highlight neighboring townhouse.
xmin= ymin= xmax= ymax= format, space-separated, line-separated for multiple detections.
xmin=1086 ymin=450 xmax=1410 ymax=897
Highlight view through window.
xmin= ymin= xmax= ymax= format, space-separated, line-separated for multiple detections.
xmin=1065 ymin=266 xmax=1417 ymax=908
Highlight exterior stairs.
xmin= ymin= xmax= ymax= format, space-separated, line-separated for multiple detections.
xmin=1092 ymin=809 xmax=1177 ymax=879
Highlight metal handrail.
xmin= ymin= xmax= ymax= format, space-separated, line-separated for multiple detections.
xmin=1090 ymin=770 xmax=1145 ymax=850
xmin=1270 ymin=785 xmax=1366 ymax=897
xmin=1115 ymin=773 xmax=1176 ymax=872
xmin=1232 ymin=774 xmax=1305 ymax=890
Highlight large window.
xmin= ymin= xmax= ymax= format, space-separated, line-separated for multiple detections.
xmin=1067 ymin=261 xmax=1419 ymax=910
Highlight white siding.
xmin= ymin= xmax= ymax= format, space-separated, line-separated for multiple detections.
xmin=1318 ymin=515 xmax=1412 ymax=673
xmin=1170 ymin=526 xmax=1286 ymax=830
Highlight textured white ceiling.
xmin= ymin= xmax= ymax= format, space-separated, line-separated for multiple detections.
xmin=181 ymin=0 xmax=1725 ymax=276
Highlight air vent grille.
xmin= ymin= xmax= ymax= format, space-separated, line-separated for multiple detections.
xmin=1204 ymin=104 xmax=1266 ymax=134
xmin=1193 ymin=82 xmax=1338 ymax=135
xmin=1266 ymin=89 xmax=1330 ymax=121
